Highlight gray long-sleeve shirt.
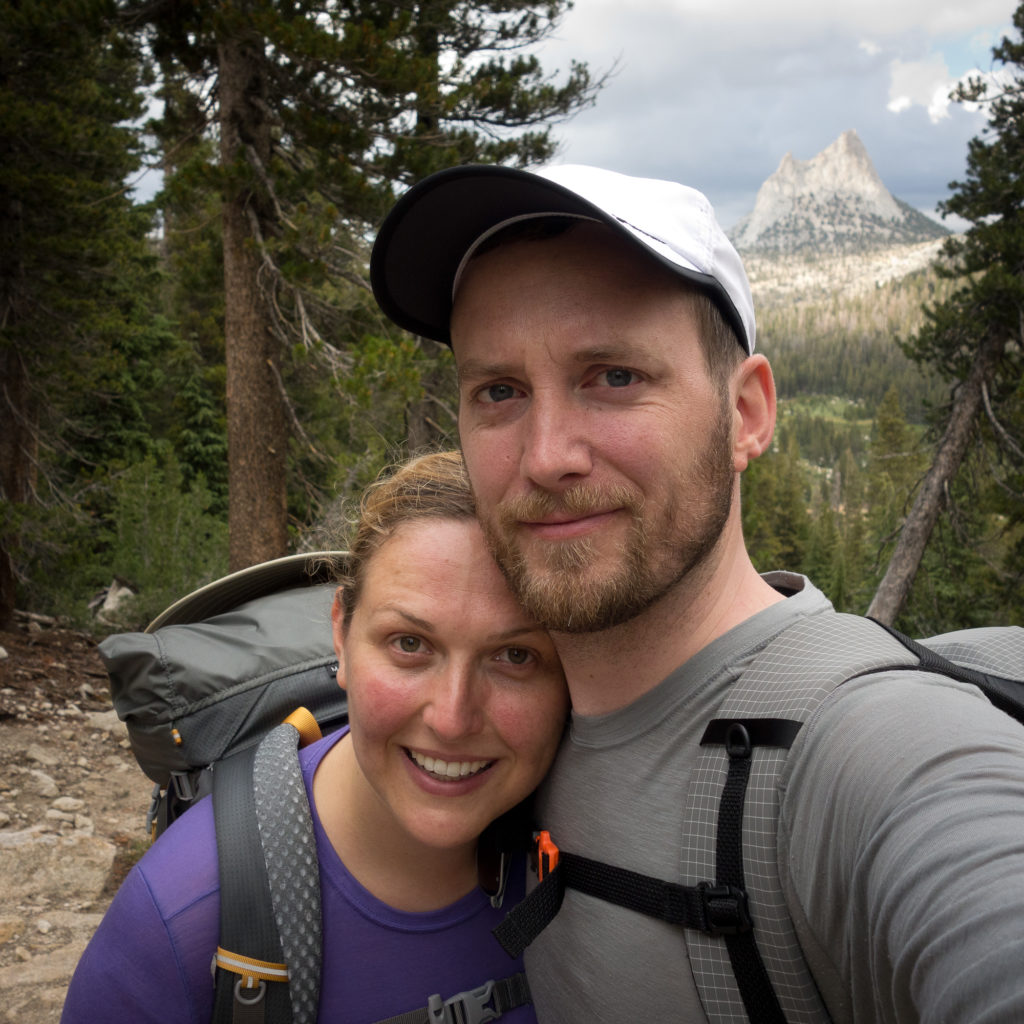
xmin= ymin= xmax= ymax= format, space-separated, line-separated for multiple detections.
xmin=526 ymin=575 xmax=1024 ymax=1022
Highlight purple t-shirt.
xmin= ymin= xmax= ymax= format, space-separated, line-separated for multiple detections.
xmin=62 ymin=731 xmax=535 ymax=1023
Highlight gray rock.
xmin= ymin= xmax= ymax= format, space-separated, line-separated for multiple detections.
xmin=27 ymin=771 xmax=58 ymax=799
xmin=25 ymin=745 xmax=58 ymax=769
xmin=0 ymin=827 xmax=115 ymax=904
xmin=51 ymin=797 xmax=84 ymax=813
xmin=86 ymin=710 xmax=125 ymax=737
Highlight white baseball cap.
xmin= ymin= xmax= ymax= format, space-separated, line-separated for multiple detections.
xmin=370 ymin=163 xmax=756 ymax=354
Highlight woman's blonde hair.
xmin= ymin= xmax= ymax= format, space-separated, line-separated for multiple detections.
xmin=336 ymin=451 xmax=475 ymax=626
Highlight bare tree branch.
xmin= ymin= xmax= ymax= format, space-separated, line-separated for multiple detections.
xmin=981 ymin=380 xmax=1024 ymax=462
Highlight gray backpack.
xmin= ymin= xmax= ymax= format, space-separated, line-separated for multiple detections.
xmin=495 ymin=612 xmax=1024 ymax=1023
xmin=99 ymin=552 xmax=348 ymax=836
xmin=98 ymin=553 xmax=347 ymax=1024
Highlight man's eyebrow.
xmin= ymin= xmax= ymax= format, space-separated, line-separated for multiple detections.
xmin=457 ymin=345 xmax=646 ymax=386
xmin=456 ymin=359 xmax=514 ymax=387
xmin=570 ymin=346 xmax=637 ymax=364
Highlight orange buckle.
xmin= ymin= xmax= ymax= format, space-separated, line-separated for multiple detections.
xmin=283 ymin=706 xmax=322 ymax=748
xmin=534 ymin=830 xmax=559 ymax=881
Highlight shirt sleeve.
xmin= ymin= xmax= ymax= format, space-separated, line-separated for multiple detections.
xmin=61 ymin=802 xmax=220 ymax=1024
xmin=780 ymin=673 xmax=1024 ymax=1024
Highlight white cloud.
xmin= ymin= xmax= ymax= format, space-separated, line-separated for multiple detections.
xmin=564 ymin=0 xmax=1013 ymax=36
xmin=533 ymin=0 xmax=1011 ymax=224
xmin=886 ymin=56 xmax=1015 ymax=124
xmin=886 ymin=55 xmax=954 ymax=122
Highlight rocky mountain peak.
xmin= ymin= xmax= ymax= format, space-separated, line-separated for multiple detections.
xmin=731 ymin=130 xmax=949 ymax=254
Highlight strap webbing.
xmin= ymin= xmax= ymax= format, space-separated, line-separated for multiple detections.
xmin=493 ymin=852 xmax=752 ymax=959
xmin=494 ymin=716 xmax=803 ymax=1023
xmin=213 ymin=745 xmax=292 ymax=1024
xmin=374 ymin=972 xmax=531 ymax=1024
xmin=868 ymin=618 xmax=1024 ymax=719
xmin=713 ymin=723 xmax=787 ymax=1024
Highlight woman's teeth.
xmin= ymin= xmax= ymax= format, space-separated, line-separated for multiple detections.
xmin=408 ymin=750 xmax=491 ymax=780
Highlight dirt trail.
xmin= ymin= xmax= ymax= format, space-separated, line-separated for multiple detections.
xmin=0 ymin=622 xmax=153 ymax=1024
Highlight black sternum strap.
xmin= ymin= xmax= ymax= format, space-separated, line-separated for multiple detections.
xmin=493 ymin=852 xmax=754 ymax=959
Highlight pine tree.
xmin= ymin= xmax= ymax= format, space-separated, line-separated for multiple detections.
xmin=129 ymin=0 xmax=604 ymax=571
xmin=868 ymin=5 xmax=1024 ymax=624
xmin=0 ymin=0 xmax=157 ymax=626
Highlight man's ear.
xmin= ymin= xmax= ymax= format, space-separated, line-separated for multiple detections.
xmin=732 ymin=354 xmax=776 ymax=473
xmin=330 ymin=588 xmax=347 ymax=691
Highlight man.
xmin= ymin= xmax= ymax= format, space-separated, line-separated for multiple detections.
xmin=370 ymin=165 xmax=1024 ymax=1022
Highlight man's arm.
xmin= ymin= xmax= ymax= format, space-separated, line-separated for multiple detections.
xmin=781 ymin=673 xmax=1024 ymax=1023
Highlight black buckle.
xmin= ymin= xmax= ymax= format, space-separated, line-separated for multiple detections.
xmin=698 ymin=882 xmax=753 ymax=936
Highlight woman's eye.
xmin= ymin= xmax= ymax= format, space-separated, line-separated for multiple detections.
xmin=395 ymin=635 xmax=423 ymax=654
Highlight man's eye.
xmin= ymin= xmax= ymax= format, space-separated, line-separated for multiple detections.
xmin=481 ymin=383 xmax=519 ymax=403
xmin=600 ymin=368 xmax=637 ymax=388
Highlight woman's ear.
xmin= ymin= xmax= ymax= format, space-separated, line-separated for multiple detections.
xmin=732 ymin=354 xmax=776 ymax=473
xmin=330 ymin=588 xmax=347 ymax=691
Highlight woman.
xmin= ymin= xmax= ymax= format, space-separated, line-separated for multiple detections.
xmin=62 ymin=451 xmax=568 ymax=1023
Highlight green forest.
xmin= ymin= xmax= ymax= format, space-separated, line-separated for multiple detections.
xmin=2 ymin=0 xmax=1023 ymax=637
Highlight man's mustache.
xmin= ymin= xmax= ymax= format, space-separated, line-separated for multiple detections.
xmin=497 ymin=484 xmax=645 ymax=524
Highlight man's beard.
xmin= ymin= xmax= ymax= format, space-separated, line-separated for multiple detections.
xmin=479 ymin=418 xmax=736 ymax=634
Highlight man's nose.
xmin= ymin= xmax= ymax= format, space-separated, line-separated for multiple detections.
xmin=519 ymin=393 xmax=594 ymax=491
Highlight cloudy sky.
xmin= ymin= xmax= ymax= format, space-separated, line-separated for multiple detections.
xmin=533 ymin=0 xmax=1016 ymax=228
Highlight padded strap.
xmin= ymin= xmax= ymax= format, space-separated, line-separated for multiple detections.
xmin=868 ymin=618 xmax=1024 ymax=719
xmin=213 ymin=744 xmax=292 ymax=1024
xmin=253 ymin=723 xmax=322 ymax=1024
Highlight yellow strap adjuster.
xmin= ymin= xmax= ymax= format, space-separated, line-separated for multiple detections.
xmin=283 ymin=706 xmax=322 ymax=748
xmin=214 ymin=946 xmax=290 ymax=987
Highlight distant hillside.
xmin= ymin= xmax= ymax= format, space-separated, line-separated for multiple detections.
xmin=731 ymin=130 xmax=950 ymax=256
xmin=744 ymin=237 xmax=951 ymax=310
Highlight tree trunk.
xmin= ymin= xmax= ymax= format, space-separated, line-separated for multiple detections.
xmin=218 ymin=29 xmax=289 ymax=572
xmin=867 ymin=331 xmax=1007 ymax=625
xmin=0 ymin=346 xmax=36 ymax=629
xmin=405 ymin=352 xmax=455 ymax=452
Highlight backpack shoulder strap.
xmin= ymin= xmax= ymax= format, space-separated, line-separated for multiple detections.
xmin=682 ymin=612 xmax=925 ymax=1023
xmin=213 ymin=719 xmax=323 ymax=1024
xmin=868 ymin=618 xmax=1024 ymax=722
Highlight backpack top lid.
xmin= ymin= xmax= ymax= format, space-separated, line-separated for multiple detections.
xmin=146 ymin=551 xmax=348 ymax=631
xmin=101 ymin=551 xmax=351 ymax=787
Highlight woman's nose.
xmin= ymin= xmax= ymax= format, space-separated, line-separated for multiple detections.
xmin=421 ymin=663 xmax=484 ymax=740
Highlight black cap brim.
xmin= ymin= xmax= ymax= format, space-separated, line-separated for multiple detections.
xmin=371 ymin=165 xmax=630 ymax=345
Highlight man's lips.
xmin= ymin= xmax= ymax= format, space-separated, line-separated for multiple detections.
xmin=520 ymin=509 xmax=621 ymax=540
